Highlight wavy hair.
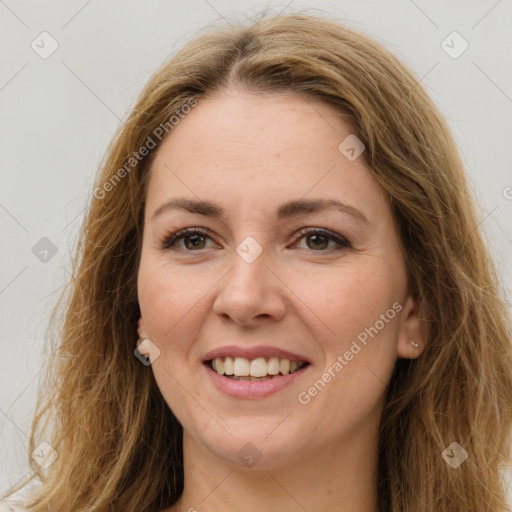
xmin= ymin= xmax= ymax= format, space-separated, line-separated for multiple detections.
xmin=4 ymin=11 xmax=512 ymax=512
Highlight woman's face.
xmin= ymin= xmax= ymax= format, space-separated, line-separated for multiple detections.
xmin=137 ymin=88 xmax=422 ymax=469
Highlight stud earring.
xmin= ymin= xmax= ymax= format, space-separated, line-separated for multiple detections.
xmin=411 ymin=340 xmax=419 ymax=348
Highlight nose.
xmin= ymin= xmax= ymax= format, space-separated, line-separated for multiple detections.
xmin=212 ymin=245 xmax=287 ymax=327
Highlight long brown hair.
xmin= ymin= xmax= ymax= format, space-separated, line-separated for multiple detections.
xmin=5 ymin=11 xmax=512 ymax=511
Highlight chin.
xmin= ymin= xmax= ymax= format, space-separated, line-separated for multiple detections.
xmin=189 ymin=420 xmax=310 ymax=471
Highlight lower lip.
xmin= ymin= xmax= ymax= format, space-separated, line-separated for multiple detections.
xmin=203 ymin=363 xmax=310 ymax=399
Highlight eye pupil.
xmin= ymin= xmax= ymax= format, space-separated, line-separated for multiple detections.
xmin=185 ymin=234 xmax=206 ymax=250
xmin=307 ymin=234 xmax=328 ymax=250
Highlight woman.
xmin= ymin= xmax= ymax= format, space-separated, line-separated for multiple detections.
xmin=4 ymin=12 xmax=512 ymax=512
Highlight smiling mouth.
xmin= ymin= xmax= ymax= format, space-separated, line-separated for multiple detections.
xmin=207 ymin=356 xmax=310 ymax=381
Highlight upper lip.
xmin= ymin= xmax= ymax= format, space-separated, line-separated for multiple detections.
xmin=202 ymin=345 xmax=311 ymax=363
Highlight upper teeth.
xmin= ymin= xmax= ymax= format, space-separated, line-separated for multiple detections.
xmin=211 ymin=356 xmax=306 ymax=377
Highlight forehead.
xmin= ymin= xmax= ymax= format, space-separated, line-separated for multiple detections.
xmin=157 ymin=90 xmax=347 ymax=165
xmin=145 ymin=89 xmax=387 ymax=222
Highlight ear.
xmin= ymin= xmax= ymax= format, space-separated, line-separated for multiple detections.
xmin=136 ymin=316 xmax=151 ymax=358
xmin=137 ymin=316 xmax=150 ymax=340
xmin=396 ymin=294 xmax=426 ymax=359
xmin=136 ymin=317 xmax=161 ymax=363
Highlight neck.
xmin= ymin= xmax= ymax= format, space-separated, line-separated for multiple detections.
xmin=171 ymin=425 xmax=380 ymax=512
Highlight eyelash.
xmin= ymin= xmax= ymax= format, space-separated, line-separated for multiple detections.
xmin=159 ymin=227 xmax=351 ymax=253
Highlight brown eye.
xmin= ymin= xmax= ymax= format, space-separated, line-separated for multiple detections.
xmin=305 ymin=233 xmax=330 ymax=250
xmin=294 ymin=228 xmax=351 ymax=252
xmin=183 ymin=233 xmax=207 ymax=250
xmin=161 ymin=228 xmax=213 ymax=251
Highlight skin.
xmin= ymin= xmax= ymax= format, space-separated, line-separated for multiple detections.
xmin=137 ymin=87 xmax=425 ymax=512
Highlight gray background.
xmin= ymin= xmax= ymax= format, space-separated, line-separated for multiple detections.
xmin=1 ymin=0 xmax=511 ymax=500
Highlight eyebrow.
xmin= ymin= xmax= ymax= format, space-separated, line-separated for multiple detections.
xmin=151 ymin=197 xmax=369 ymax=225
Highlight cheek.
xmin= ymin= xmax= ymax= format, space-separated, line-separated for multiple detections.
xmin=137 ymin=258 xmax=206 ymax=420
xmin=137 ymin=254 xmax=210 ymax=342
xmin=289 ymin=259 xmax=402 ymax=415
xmin=288 ymin=259 xmax=401 ymax=348
xmin=138 ymin=247 xmax=211 ymax=312
xmin=292 ymin=267 xmax=401 ymax=438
